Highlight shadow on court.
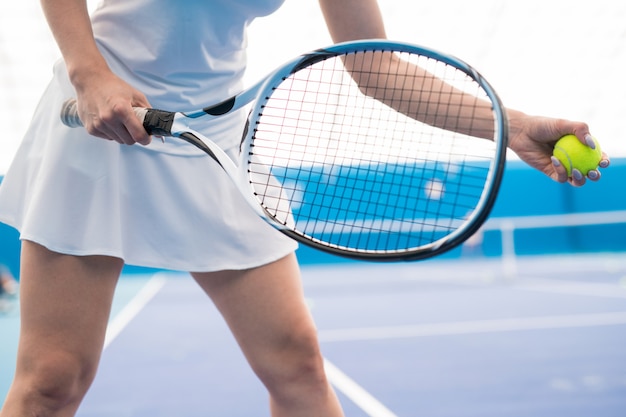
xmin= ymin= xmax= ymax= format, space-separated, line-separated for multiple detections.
xmin=2 ymin=254 xmax=626 ymax=416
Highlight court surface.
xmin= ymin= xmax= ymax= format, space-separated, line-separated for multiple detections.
xmin=2 ymin=253 xmax=626 ymax=416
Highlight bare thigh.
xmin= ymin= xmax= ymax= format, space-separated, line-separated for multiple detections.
xmin=192 ymin=252 xmax=321 ymax=385
xmin=192 ymin=254 xmax=345 ymax=416
xmin=0 ymin=241 xmax=123 ymax=417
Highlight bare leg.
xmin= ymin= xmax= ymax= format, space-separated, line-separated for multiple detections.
xmin=191 ymin=253 xmax=344 ymax=417
xmin=0 ymin=241 xmax=123 ymax=417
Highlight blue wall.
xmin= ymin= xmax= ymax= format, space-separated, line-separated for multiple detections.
xmin=0 ymin=221 xmax=19 ymax=277
xmin=1 ymin=158 xmax=625 ymax=275
xmin=485 ymin=158 xmax=626 ymax=256
xmin=297 ymin=157 xmax=626 ymax=264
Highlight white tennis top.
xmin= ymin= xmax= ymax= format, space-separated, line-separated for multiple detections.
xmin=0 ymin=0 xmax=299 ymax=271
xmin=92 ymin=0 xmax=286 ymax=155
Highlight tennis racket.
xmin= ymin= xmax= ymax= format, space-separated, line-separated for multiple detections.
xmin=61 ymin=39 xmax=508 ymax=261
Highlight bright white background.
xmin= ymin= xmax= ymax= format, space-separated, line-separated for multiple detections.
xmin=1 ymin=0 xmax=624 ymax=174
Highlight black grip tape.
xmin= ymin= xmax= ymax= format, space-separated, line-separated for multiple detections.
xmin=142 ymin=109 xmax=175 ymax=136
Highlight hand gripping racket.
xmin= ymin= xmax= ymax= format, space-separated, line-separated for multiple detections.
xmin=61 ymin=39 xmax=507 ymax=261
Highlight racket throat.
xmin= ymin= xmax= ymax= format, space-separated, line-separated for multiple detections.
xmin=178 ymin=132 xmax=224 ymax=168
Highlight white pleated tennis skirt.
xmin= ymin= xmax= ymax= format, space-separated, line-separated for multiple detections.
xmin=0 ymin=61 xmax=297 ymax=272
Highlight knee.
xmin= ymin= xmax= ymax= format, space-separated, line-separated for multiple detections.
xmin=16 ymin=351 xmax=98 ymax=414
xmin=253 ymin=326 xmax=329 ymax=397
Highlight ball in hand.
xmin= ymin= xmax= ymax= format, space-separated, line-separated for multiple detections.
xmin=552 ymin=134 xmax=602 ymax=177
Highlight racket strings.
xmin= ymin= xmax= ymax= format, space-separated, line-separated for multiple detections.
xmin=249 ymin=49 xmax=498 ymax=254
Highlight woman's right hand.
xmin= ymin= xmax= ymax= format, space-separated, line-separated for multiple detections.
xmin=73 ymin=70 xmax=152 ymax=146
xmin=41 ymin=0 xmax=152 ymax=146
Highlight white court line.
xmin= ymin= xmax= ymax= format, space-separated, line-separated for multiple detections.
xmin=324 ymin=358 xmax=398 ymax=417
xmin=514 ymin=278 xmax=626 ymax=299
xmin=318 ymin=311 xmax=626 ymax=343
xmin=104 ymin=275 xmax=396 ymax=416
xmin=103 ymin=274 xmax=167 ymax=349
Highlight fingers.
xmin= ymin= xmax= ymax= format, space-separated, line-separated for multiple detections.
xmin=599 ymin=151 xmax=611 ymax=169
xmin=569 ymin=169 xmax=587 ymax=187
xmin=549 ymin=121 xmax=610 ymax=187
xmin=515 ymin=117 xmax=609 ymax=188
xmin=74 ymin=82 xmax=153 ymax=146
xmin=560 ymin=120 xmax=591 ymax=146
xmin=83 ymin=104 xmax=150 ymax=146
xmin=117 ymin=105 xmax=151 ymax=146
xmin=585 ymin=152 xmax=612 ymax=183
xmin=551 ymin=151 xmax=610 ymax=187
xmin=550 ymin=156 xmax=569 ymax=183
xmin=587 ymin=169 xmax=601 ymax=181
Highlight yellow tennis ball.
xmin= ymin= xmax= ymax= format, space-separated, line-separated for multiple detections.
xmin=552 ymin=134 xmax=602 ymax=177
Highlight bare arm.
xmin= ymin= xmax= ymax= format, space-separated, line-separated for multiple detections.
xmin=319 ymin=0 xmax=493 ymax=137
xmin=318 ymin=0 xmax=387 ymax=42
xmin=317 ymin=0 xmax=610 ymax=186
xmin=41 ymin=0 xmax=150 ymax=145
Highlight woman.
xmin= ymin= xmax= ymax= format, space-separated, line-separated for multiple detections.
xmin=0 ymin=0 xmax=610 ymax=416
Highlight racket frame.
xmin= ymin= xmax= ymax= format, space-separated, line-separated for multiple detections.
xmin=62 ymin=39 xmax=508 ymax=261
xmin=238 ymin=40 xmax=508 ymax=261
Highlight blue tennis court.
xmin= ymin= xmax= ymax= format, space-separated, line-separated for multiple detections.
xmin=4 ymin=253 xmax=624 ymax=416
xmin=1 ymin=164 xmax=625 ymax=415
xmin=2 ymin=2 xmax=626 ymax=416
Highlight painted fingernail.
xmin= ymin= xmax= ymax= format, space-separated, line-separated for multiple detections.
xmin=600 ymin=159 xmax=609 ymax=168
xmin=572 ymin=169 xmax=583 ymax=181
xmin=551 ymin=156 xmax=561 ymax=167
xmin=585 ymin=134 xmax=596 ymax=149
xmin=587 ymin=170 xmax=599 ymax=180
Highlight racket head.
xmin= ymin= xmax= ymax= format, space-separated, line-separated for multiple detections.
xmin=243 ymin=40 xmax=508 ymax=261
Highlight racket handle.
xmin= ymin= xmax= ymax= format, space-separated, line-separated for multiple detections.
xmin=60 ymin=98 xmax=150 ymax=130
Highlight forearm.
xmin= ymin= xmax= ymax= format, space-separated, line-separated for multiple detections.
xmin=320 ymin=0 xmax=494 ymax=139
xmin=41 ymin=0 xmax=151 ymax=144
xmin=344 ymin=52 xmax=496 ymax=139
xmin=386 ymin=57 xmax=496 ymax=139
xmin=40 ymin=0 xmax=110 ymax=91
